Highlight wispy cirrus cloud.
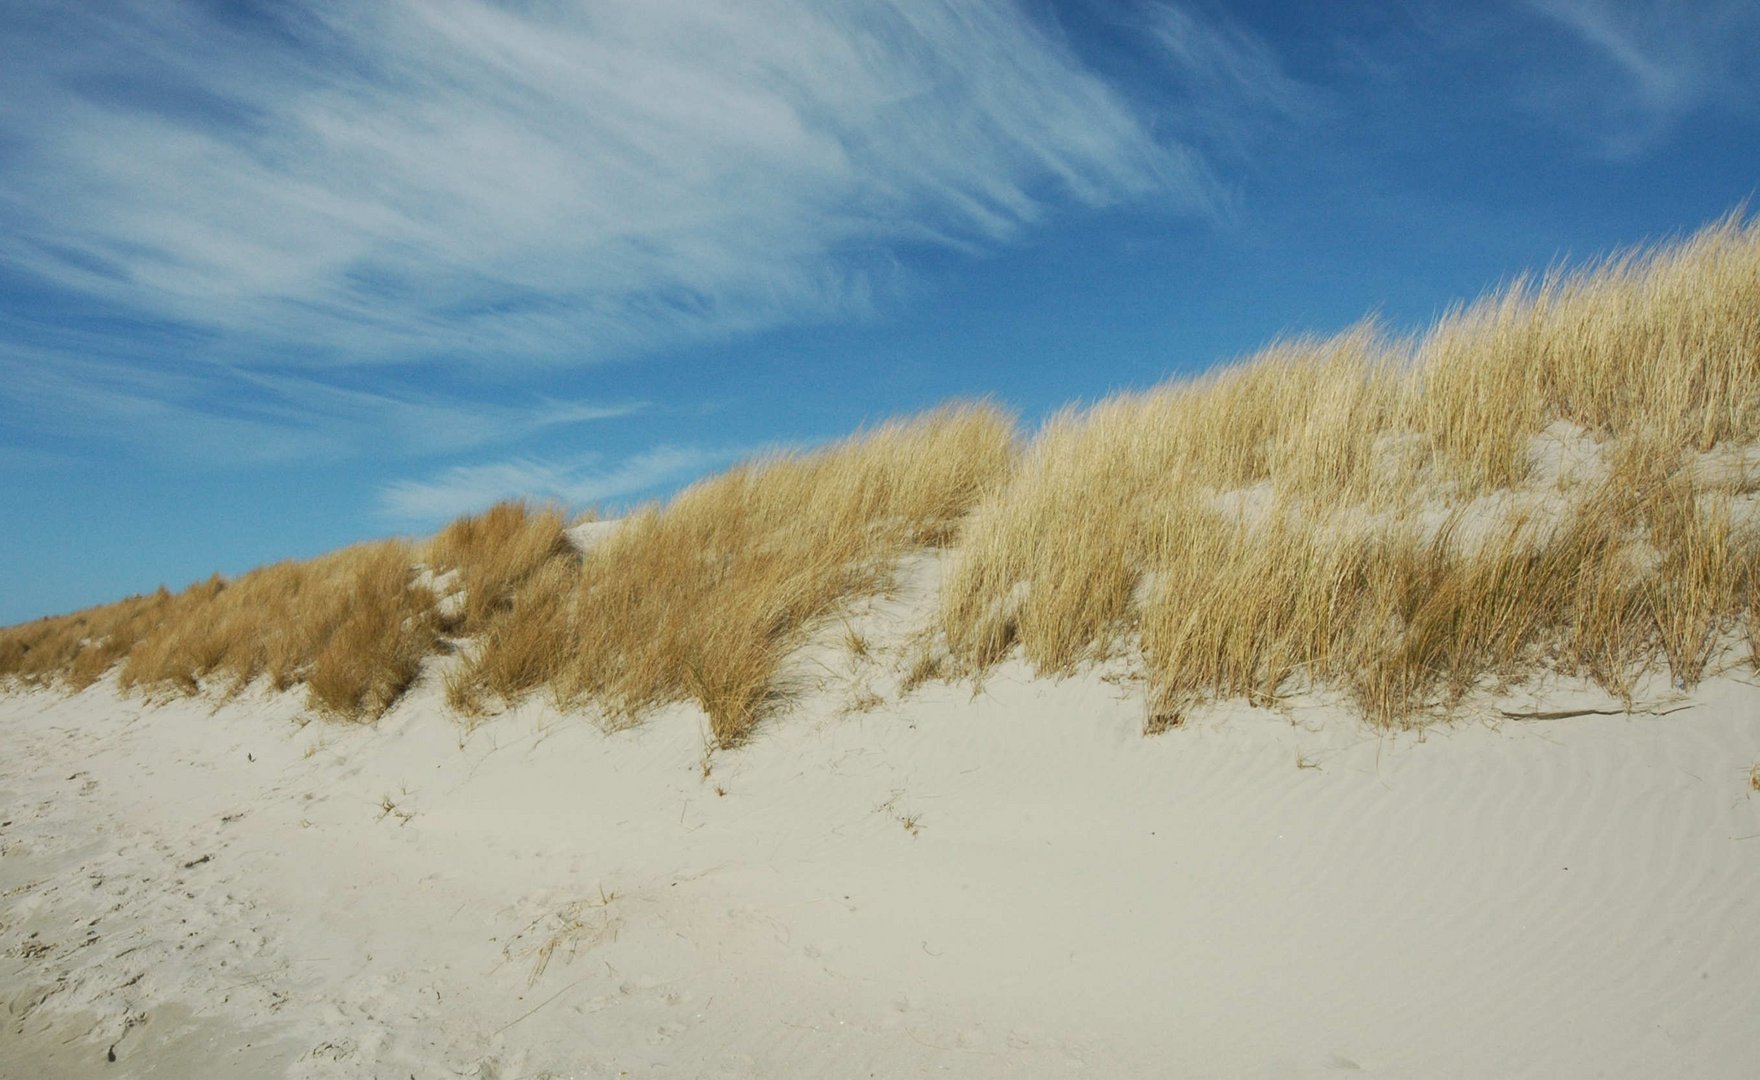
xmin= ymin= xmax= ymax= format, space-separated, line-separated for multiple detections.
xmin=0 ymin=338 xmax=642 ymax=466
xmin=0 ymin=0 xmax=1200 ymax=373
xmin=378 ymin=445 xmax=745 ymax=523
xmin=1146 ymin=3 xmax=1320 ymax=133
xmin=1311 ymin=1 xmax=1759 ymax=162
xmin=0 ymin=0 xmax=1222 ymax=471
xmin=1513 ymin=0 xmax=1759 ymax=155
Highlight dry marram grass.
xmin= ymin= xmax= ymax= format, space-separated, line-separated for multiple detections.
xmin=121 ymin=541 xmax=439 ymax=720
xmin=424 ymin=501 xmax=575 ymax=634
xmin=1 ymin=541 xmax=437 ymax=721
xmin=944 ymin=212 xmax=1760 ymax=727
xmin=427 ymin=501 xmax=583 ymax=718
xmin=449 ymin=403 xmax=1016 ymax=745
xmin=0 ymin=589 xmax=175 ymax=692
xmin=5 ymin=212 xmax=1759 ymax=741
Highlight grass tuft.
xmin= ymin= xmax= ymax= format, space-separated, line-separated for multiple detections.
xmin=424 ymin=501 xmax=575 ymax=634
xmin=449 ymin=402 xmax=1016 ymax=745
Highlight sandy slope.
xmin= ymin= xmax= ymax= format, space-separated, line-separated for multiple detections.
xmin=4 ymin=555 xmax=1759 ymax=1079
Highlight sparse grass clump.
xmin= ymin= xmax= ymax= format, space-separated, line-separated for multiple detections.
xmin=0 ymin=588 xmax=177 ymax=692
xmin=117 ymin=541 xmax=439 ymax=720
xmin=442 ymin=555 xmax=579 ymax=717
xmin=424 ymin=501 xmax=575 ymax=634
xmin=424 ymin=501 xmax=583 ymax=717
xmin=301 ymin=544 xmax=440 ymax=720
xmin=1 ymin=541 xmax=437 ymax=721
xmin=943 ymin=327 xmax=1412 ymax=676
xmin=451 ymin=403 xmax=1016 ymax=744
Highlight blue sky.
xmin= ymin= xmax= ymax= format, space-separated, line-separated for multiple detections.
xmin=3 ymin=0 xmax=1758 ymax=625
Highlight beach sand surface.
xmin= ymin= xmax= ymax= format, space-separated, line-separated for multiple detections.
xmin=4 ymin=554 xmax=1759 ymax=1078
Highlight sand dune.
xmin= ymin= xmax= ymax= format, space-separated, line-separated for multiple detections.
xmin=7 ymin=213 xmax=1760 ymax=1078
xmin=4 ymin=551 xmax=1758 ymax=1079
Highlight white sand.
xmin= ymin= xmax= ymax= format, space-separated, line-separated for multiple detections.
xmin=4 ymin=554 xmax=1760 ymax=1078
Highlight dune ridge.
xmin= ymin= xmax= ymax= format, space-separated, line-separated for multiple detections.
xmin=3 ymin=212 xmax=1758 ymax=743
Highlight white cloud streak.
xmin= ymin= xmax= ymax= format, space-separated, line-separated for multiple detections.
xmin=0 ymin=0 xmax=1200 ymax=371
xmin=1146 ymin=4 xmax=1317 ymax=129
xmin=378 ymin=445 xmax=742 ymax=522
xmin=1519 ymin=0 xmax=1760 ymax=155
xmin=0 ymin=339 xmax=642 ymax=466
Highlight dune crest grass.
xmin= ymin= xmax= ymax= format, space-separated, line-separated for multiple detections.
xmin=4 ymin=212 xmax=1759 ymax=739
xmin=447 ymin=403 xmax=1017 ymax=745
xmin=116 ymin=541 xmax=440 ymax=721
xmin=0 ymin=540 xmax=439 ymax=720
xmin=0 ymin=541 xmax=440 ymax=721
xmin=942 ymin=212 xmax=1760 ymax=727
xmin=424 ymin=501 xmax=576 ymax=635
xmin=0 ymin=588 xmax=177 ymax=693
